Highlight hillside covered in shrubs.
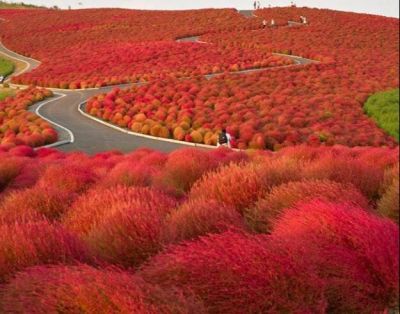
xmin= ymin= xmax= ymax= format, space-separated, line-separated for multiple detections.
xmin=0 ymin=145 xmax=398 ymax=312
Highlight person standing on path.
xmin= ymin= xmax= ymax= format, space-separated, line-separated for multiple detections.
xmin=271 ymin=19 xmax=276 ymax=27
xmin=262 ymin=19 xmax=268 ymax=28
xmin=218 ymin=129 xmax=232 ymax=148
xmin=253 ymin=1 xmax=257 ymax=10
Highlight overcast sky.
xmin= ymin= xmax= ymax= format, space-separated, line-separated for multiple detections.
xmin=19 ymin=0 xmax=399 ymax=18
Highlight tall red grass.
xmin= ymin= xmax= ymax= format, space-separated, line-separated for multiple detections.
xmin=163 ymin=198 xmax=247 ymax=243
xmin=189 ymin=162 xmax=267 ymax=213
xmin=0 ymin=185 xmax=77 ymax=223
xmin=36 ymin=163 xmax=97 ymax=194
xmin=153 ymin=148 xmax=218 ymax=196
xmin=246 ymin=179 xmax=370 ymax=233
xmin=271 ymin=201 xmax=399 ymax=313
xmin=0 ymin=264 xmax=205 ymax=313
xmin=302 ymin=154 xmax=386 ymax=200
xmin=0 ymin=157 xmax=23 ymax=192
xmin=64 ymin=186 xmax=177 ymax=267
xmin=100 ymin=161 xmax=154 ymax=188
xmin=189 ymin=157 xmax=307 ymax=213
xmin=140 ymin=231 xmax=327 ymax=313
xmin=0 ymin=221 xmax=90 ymax=283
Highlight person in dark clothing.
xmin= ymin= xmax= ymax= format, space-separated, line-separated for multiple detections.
xmin=218 ymin=129 xmax=232 ymax=148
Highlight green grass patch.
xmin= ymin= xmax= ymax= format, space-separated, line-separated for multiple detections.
xmin=0 ymin=89 xmax=14 ymax=101
xmin=0 ymin=58 xmax=14 ymax=77
xmin=364 ymin=88 xmax=399 ymax=142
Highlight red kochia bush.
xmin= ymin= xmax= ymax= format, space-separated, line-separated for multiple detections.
xmin=64 ymin=186 xmax=177 ymax=267
xmin=0 ymin=157 xmax=23 ymax=192
xmin=271 ymin=201 xmax=399 ymax=313
xmin=0 ymin=185 xmax=77 ymax=223
xmin=154 ymin=148 xmax=218 ymax=196
xmin=0 ymin=221 xmax=89 ymax=283
xmin=189 ymin=157 xmax=306 ymax=214
xmin=100 ymin=161 xmax=154 ymax=188
xmin=36 ymin=163 xmax=97 ymax=194
xmin=140 ymin=231 xmax=327 ymax=313
xmin=188 ymin=162 xmax=268 ymax=213
xmin=246 ymin=179 xmax=370 ymax=233
xmin=303 ymin=156 xmax=386 ymax=200
xmin=0 ymin=265 xmax=205 ymax=314
xmin=163 ymin=198 xmax=247 ymax=244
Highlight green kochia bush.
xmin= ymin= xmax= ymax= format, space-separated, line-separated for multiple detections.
xmin=364 ymin=89 xmax=399 ymax=141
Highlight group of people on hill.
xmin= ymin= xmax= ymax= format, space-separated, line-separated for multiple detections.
xmin=255 ymin=1 xmax=297 ymax=10
xmin=262 ymin=19 xmax=275 ymax=28
xmin=253 ymin=1 xmax=261 ymax=10
xmin=262 ymin=15 xmax=308 ymax=29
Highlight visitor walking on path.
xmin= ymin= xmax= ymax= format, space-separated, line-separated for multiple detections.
xmin=300 ymin=16 xmax=308 ymax=24
xmin=253 ymin=1 xmax=257 ymax=10
xmin=257 ymin=1 xmax=261 ymax=9
xmin=218 ymin=129 xmax=232 ymax=148
xmin=271 ymin=19 xmax=276 ymax=27
xmin=262 ymin=19 xmax=268 ymax=29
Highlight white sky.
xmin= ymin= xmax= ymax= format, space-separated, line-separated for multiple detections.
xmin=14 ymin=0 xmax=400 ymax=18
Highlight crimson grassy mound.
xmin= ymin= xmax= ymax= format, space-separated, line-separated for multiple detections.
xmin=0 ymin=145 xmax=397 ymax=311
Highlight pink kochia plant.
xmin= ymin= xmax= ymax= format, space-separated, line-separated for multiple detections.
xmin=246 ymin=179 xmax=370 ymax=233
xmin=140 ymin=231 xmax=327 ymax=313
xmin=0 ymin=185 xmax=77 ymax=223
xmin=163 ymin=198 xmax=247 ymax=244
xmin=64 ymin=186 xmax=177 ymax=267
xmin=36 ymin=163 xmax=97 ymax=194
xmin=0 ymin=221 xmax=90 ymax=283
xmin=153 ymin=148 xmax=219 ymax=196
xmin=188 ymin=162 xmax=270 ymax=214
xmin=271 ymin=200 xmax=399 ymax=313
xmin=0 ymin=264 xmax=205 ymax=313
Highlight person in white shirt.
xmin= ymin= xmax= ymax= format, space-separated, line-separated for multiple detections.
xmin=217 ymin=129 xmax=232 ymax=148
xmin=262 ymin=19 xmax=268 ymax=29
xmin=271 ymin=19 xmax=276 ymax=27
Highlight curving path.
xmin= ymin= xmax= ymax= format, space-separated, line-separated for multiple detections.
xmin=0 ymin=13 xmax=316 ymax=154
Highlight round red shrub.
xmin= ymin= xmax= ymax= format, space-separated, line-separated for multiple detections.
xmin=188 ymin=162 xmax=269 ymax=214
xmin=163 ymin=198 xmax=247 ymax=244
xmin=140 ymin=231 xmax=327 ymax=313
xmin=100 ymin=161 xmax=154 ymax=188
xmin=0 ymin=185 xmax=77 ymax=223
xmin=0 ymin=265 xmax=205 ymax=313
xmin=64 ymin=186 xmax=177 ymax=267
xmin=153 ymin=148 xmax=218 ymax=196
xmin=246 ymin=179 xmax=370 ymax=233
xmin=189 ymin=157 xmax=306 ymax=214
xmin=8 ymin=145 xmax=36 ymax=157
xmin=303 ymin=156 xmax=386 ymax=200
xmin=0 ymin=157 xmax=23 ymax=192
xmin=0 ymin=221 xmax=90 ymax=283
xmin=36 ymin=163 xmax=97 ymax=194
xmin=271 ymin=201 xmax=399 ymax=313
